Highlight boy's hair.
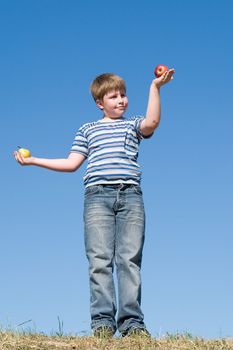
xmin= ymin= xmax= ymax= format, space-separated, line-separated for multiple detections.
xmin=90 ymin=73 xmax=126 ymax=102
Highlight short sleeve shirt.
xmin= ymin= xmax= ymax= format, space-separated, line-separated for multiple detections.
xmin=70 ymin=116 xmax=153 ymax=188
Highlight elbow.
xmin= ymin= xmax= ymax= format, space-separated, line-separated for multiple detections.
xmin=146 ymin=120 xmax=160 ymax=132
xmin=69 ymin=163 xmax=82 ymax=172
xmin=145 ymin=116 xmax=160 ymax=129
xmin=151 ymin=120 xmax=160 ymax=129
xmin=68 ymin=167 xmax=77 ymax=173
xmin=155 ymin=120 xmax=160 ymax=129
xmin=64 ymin=164 xmax=77 ymax=172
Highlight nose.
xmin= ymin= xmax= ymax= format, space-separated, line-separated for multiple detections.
xmin=118 ymin=94 xmax=124 ymax=104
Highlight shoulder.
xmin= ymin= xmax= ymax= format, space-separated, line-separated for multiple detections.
xmin=77 ymin=120 xmax=102 ymax=134
xmin=126 ymin=116 xmax=144 ymax=124
xmin=124 ymin=116 xmax=145 ymax=130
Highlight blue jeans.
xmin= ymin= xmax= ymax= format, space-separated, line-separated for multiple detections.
xmin=83 ymin=183 xmax=147 ymax=334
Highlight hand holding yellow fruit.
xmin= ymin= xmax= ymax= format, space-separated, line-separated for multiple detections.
xmin=17 ymin=146 xmax=31 ymax=158
xmin=14 ymin=146 xmax=33 ymax=166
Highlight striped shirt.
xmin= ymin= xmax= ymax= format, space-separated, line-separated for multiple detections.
xmin=70 ymin=116 xmax=153 ymax=188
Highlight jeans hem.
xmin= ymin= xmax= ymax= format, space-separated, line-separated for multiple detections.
xmin=92 ymin=321 xmax=116 ymax=332
xmin=118 ymin=320 xmax=146 ymax=334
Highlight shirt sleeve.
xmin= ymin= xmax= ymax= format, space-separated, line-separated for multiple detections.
xmin=134 ymin=116 xmax=154 ymax=139
xmin=70 ymin=128 xmax=88 ymax=157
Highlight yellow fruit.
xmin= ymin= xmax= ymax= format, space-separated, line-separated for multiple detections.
xmin=18 ymin=147 xmax=31 ymax=158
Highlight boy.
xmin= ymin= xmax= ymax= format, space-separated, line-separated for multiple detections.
xmin=14 ymin=69 xmax=174 ymax=337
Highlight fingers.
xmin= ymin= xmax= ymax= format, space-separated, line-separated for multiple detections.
xmin=13 ymin=151 xmax=27 ymax=165
xmin=154 ymin=68 xmax=175 ymax=88
xmin=163 ymin=68 xmax=175 ymax=82
xmin=13 ymin=151 xmax=21 ymax=164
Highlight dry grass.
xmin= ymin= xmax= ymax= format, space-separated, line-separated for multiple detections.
xmin=0 ymin=331 xmax=232 ymax=350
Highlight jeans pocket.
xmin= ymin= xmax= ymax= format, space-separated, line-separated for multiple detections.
xmin=132 ymin=185 xmax=143 ymax=195
xmin=85 ymin=185 xmax=102 ymax=196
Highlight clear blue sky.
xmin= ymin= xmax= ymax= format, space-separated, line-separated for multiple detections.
xmin=1 ymin=0 xmax=232 ymax=339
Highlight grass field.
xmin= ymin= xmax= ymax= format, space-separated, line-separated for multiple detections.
xmin=0 ymin=332 xmax=232 ymax=350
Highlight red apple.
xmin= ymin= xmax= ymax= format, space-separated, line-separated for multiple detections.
xmin=154 ymin=64 xmax=169 ymax=77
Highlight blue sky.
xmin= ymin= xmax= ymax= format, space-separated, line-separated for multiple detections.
xmin=1 ymin=0 xmax=233 ymax=339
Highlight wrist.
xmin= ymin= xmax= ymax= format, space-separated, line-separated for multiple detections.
xmin=30 ymin=156 xmax=37 ymax=165
xmin=150 ymin=82 xmax=160 ymax=92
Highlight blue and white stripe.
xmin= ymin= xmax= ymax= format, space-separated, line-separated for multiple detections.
xmin=70 ymin=116 xmax=152 ymax=187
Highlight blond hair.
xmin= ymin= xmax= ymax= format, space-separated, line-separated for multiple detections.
xmin=90 ymin=73 xmax=126 ymax=102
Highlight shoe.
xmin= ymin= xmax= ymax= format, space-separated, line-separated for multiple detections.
xmin=93 ymin=325 xmax=115 ymax=338
xmin=122 ymin=327 xmax=151 ymax=338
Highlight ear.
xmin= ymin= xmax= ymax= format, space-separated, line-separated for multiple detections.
xmin=96 ymin=99 xmax=104 ymax=110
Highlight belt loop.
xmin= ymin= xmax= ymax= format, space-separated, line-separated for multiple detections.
xmin=117 ymin=183 xmax=123 ymax=202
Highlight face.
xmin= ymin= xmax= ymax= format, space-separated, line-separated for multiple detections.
xmin=96 ymin=90 xmax=128 ymax=120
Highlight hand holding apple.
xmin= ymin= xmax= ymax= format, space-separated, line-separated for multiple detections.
xmin=154 ymin=64 xmax=169 ymax=78
xmin=153 ymin=65 xmax=175 ymax=88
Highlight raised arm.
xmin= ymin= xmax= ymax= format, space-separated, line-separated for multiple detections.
xmin=13 ymin=151 xmax=86 ymax=172
xmin=140 ymin=68 xmax=175 ymax=137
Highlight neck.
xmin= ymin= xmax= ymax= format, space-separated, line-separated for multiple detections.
xmin=102 ymin=115 xmax=123 ymax=122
